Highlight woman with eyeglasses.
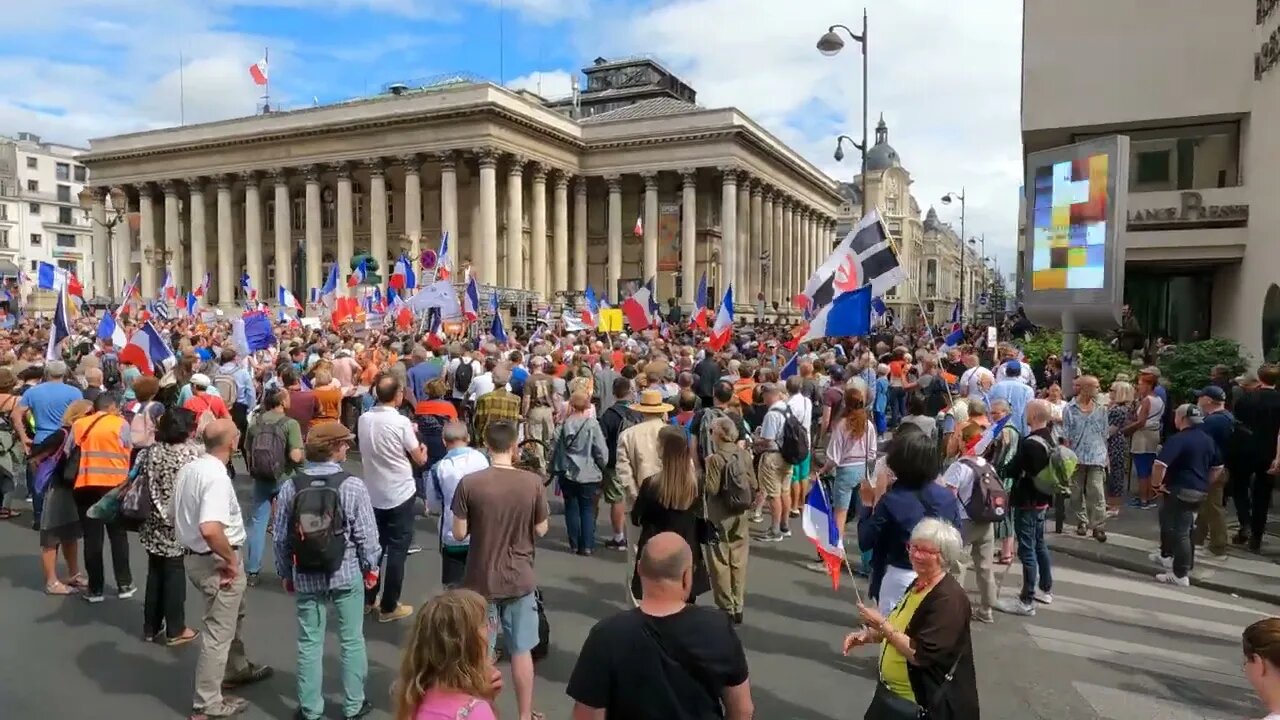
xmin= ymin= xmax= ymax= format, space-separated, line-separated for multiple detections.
xmin=844 ymin=517 xmax=979 ymax=720
xmin=1244 ymin=617 xmax=1280 ymax=719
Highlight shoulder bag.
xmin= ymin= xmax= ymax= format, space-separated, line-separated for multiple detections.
xmin=864 ymin=594 xmax=968 ymax=720
xmin=639 ymin=614 xmax=725 ymax=717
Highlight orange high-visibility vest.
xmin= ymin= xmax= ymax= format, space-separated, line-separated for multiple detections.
xmin=71 ymin=412 xmax=130 ymax=490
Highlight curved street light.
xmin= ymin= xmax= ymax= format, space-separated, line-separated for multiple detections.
xmin=816 ymin=12 xmax=869 ymax=202
xmin=941 ymin=190 xmax=966 ymax=323
xmin=833 ymin=134 xmax=863 ymax=163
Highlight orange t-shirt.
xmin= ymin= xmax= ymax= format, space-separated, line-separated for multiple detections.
xmin=889 ymin=360 xmax=907 ymax=386
xmin=414 ymin=398 xmax=459 ymax=419
xmin=312 ymin=385 xmax=343 ymax=422
xmin=734 ymin=379 xmax=756 ymax=406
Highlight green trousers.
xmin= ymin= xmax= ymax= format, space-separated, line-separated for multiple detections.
xmin=296 ymin=584 xmax=368 ymax=720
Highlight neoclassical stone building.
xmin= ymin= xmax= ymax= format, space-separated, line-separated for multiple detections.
xmin=80 ymin=58 xmax=843 ymax=314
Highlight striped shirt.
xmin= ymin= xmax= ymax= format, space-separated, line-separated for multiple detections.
xmin=272 ymin=461 xmax=380 ymax=595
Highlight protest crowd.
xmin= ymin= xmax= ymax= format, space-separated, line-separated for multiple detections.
xmin=2 ymin=247 xmax=1280 ymax=720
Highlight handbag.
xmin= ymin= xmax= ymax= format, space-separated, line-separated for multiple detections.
xmin=863 ymin=644 xmax=967 ymax=720
xmin=119 ymin=447 xmax=155 ymax=526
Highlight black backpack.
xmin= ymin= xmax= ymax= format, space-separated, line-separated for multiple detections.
xmin=772 ymin=406 xmax=810 ymax=465
xmin=100 ymin=355 xmax=122 ymax=390
xmin=287 ymin=473 xmax=348 ymax=574
xmin=453 ymin=361 xmax=474 ymax=395
xmin=957 ymin=457 xmax=1010 ymax=524
xmin=247 ymin=416 xmax=290 ymax=483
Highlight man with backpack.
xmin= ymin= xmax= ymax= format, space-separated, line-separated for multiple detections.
xmin=243 ymin=388 xmax=304 ymax=587
xmin=997 ymin=399 xmax=1057 ymax=617
xmin=597 ymin=377 xmax=640 ymax=551
xmin=272 ymin=420 xmax=380 ymax=720
xmin=216 ymin=349 xmax=257 ymax=460
xmin=754 ymin=383 xmax=806 ymax=543
xmin=703 ymin=415 xmax=758 ymax=625
xmin=941 ymin=422 xmax=1009 ymax=624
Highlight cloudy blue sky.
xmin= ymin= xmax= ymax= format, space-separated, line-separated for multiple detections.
xmin=1 ymin=0 xmax=1023 ymax=270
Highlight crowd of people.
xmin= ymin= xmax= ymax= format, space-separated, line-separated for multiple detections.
xmin=0 ymin=308 xmax=1277 ymax=720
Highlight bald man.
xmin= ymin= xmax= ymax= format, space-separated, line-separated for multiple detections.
xmin=173 ymin=417 xmax=273 ymax=716
xmin=567 ymin=532 xmax=754 ymax=720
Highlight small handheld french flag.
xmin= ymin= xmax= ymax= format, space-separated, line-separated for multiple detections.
xmin=802 ymin=482 xmax=845 ymax=590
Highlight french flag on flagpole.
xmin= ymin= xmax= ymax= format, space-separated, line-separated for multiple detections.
xmin=581 ymin=285 xmax=600 ymax=328
xmin=779 ymin=353 xmax=799 ymax=381
xmin=197 ymin=272 xmax=212 ymax=298
xmin=620 ymin=285 xmax=654 ymax=330
xmin=347 ymin=259 xmax=366 ymax=288
xmin=320 ymin=263 xmax=339 ymax=307
xmin=184 ymin=292 xmax=199 ymax=317
xmin=96 ymin=309 xmax=128 ymax=348
xmin=119 ymin=321 xmax=176 ymax=376
xmin=462 ymin=276 xmax=480 ymax=322
xmin=950 ymin=300 xmax=961 ymax=326
xmin=802 ymin=482 xmax=846 ymax=590
xmin=941 ymin=324 xmax=965 ymax=351
xmin=690 ymin=271 xmax=709 ymax=330
xmin=436 ymin=232 xmax=452 ymax=282
xmin=159 ymin=270 xmax=176 ymax=302
xmin=278 ymin=285 xmax=303 ymax=312
xmin=389 ymin=254 xmax=416 ymax=290
xmin=707 ymin=285 xmax=734 ymax=351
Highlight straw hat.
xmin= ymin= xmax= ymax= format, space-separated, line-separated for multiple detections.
xmin=630 ymin=389 xmax=674 ymax=414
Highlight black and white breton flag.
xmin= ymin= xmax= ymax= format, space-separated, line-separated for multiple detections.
xmin=802 ymin=209 xmax=907 ymax=309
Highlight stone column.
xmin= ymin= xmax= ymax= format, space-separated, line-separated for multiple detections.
xmin=761 ymin=189 xmax=774 ymax=308
xmin=779 ymin=199 xmax=793 ymax=306
xmin=552 ymin=172 xmax=569 ymax=294
xmin=188 ymin=180 xmax=208 ymax=301
xmin=368 ymin=159 xmax=388 ymax=292
xmin=271 ymin=170 xmax=291 ymax=295
xmin=335 ymin=163 xmax=354 ymax=295
xmin=792 ymin=208 xmax=805 ymax=301
xmin=477 ymin=149 xmax=499 ymax=284
xmin=504 ymin=155 xmax=524 ymax=288
xmin=439 ymin=151 xmax=458 ymax=259
xmin=161 ymin=181 xmax=183 ymax=295
xmin=138 ymin=184 xmax=158 ymax=298
xmin=243 ymin=173 xmax=263 ymax=306
xmin=573 ymin=177 xmax=587 ymax=290
xmin=719 ymin=169 xmax=738 ymax=297
xmin=89 ymin=189 xmax=109 ymax=298
xmin=749 ymin=182 xmax=763 ymax=305
xmin=772 ymin=195 xmax=785 ymax=310
xmin=304 ymin=165 xmax=323 ymax=295
xmin=642 ymin=172 xmax=659 ymax=285
xmin=800 ymin=210 xmax=811 ymax=282
xmin=736 ymin=176 xmax=749 ymax=301
xmin=606 ymin=175 xmax=622 ymax=299
xmin=216 ymin=175 xmax=235 ymax=308
xmin=680 ymin=169 xmax=697 ymax=308
xmin=401 ymin=155 xmax=422 ymax=263
xmin=530 ymin=163 xmax=548 ymax=298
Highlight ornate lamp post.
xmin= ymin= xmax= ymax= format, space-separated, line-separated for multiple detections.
xmin=78 ymin=186 xmax=128 ymax=299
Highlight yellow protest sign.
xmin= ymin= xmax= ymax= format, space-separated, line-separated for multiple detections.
xmin=599 ymin=308 xmax=624 ymax=333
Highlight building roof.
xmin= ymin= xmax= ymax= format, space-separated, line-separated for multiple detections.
xmin=580 ymin=97 xmax=701 ymax=123
xmin=836 ymin=180 xmax=862 ymax=204
xmin=865 ymin=115 xmax=900 ymax=172
xmin=923 ymin=206 xmax=944 ymax=233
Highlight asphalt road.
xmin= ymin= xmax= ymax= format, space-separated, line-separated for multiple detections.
xmin=0 ymin=469 xmax=1271 ymax=720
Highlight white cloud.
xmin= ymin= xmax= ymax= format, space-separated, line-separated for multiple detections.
xmin=507 ymin=69 xmax=576 ymax=99
xmin=574 ymin=0 xmax=1024 ymax=270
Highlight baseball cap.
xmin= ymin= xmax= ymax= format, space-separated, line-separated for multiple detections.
xmin=1181 ymin=404 xmax=1205 ymax=424
xmin=190 ymin=373 xmax=211 ymax=388
xmin=306 ymin=421 xmax=356 ymax=449
xmin=1193 ymin=386 xmax=1226 ymax=402
xmin=1005 ymin=360 xmax=1022 ymax=376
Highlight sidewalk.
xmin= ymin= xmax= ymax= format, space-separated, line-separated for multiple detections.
xmin=1046 ymin=505 xmax=1280 ymax=605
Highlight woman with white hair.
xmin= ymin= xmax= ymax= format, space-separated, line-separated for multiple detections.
xmin=844 ymin=517 xmax=980 ymax=719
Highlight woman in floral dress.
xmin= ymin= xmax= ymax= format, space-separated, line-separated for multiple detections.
xmin=1105 ymin=379 xmax=1135 ymax=518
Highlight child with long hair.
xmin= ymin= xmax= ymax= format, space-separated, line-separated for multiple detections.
xmin=393 ymin=589 xmax=500 ymax=720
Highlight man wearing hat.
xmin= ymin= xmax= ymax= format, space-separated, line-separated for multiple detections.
xmin=183 ymin=373 xmax=231 ymax=425
xmin=272 ymin=420 xmax=380 ymax=720
xmin=1193 ymin=386 xmax=1234 ymax=559
xmin=615 ymin=389 xmax=673 ymax=499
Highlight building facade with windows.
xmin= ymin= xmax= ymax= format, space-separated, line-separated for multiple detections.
xmin=0 ymin=132 xmax=94 ymax=293
xmin=1022 ymin=0 xmax=1280 ymax=360
xmin=80 ymin=57 xmax=844 ymax=316
xmin=837 ymin=117 xmax=995 ymax=328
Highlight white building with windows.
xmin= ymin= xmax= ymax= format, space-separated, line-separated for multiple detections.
xmin=0 ymin=132 xmax=94 ymax=299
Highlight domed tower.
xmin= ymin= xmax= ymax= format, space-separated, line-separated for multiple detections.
xmin=865 ymin=114 xmax=900 ymax=171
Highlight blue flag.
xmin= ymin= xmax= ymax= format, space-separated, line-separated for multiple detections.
xmin=801 ymin=285 xmax=871 ymax=342
xmin=491 ymin=310 xmax=508 ymax=344
xmin=45 ymin=291 xmax=70 ymax=360
xmin=242 ymin=312 xmax=277 ymax=352
xmin=780 ymin=354 xmax=799 ymax=381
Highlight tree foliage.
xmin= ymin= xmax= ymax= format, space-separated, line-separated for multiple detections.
xmin=1156 ymin=339 xmax=1249 ymax=405
xmin=1019 ymin=330 xmax=1131 ymax=386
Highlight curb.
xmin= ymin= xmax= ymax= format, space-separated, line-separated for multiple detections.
xmin=1048 ymin=538 xmax=1280 ymax=606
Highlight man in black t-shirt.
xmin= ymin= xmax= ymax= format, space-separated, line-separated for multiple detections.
xmin=1231 ymin=364 xmax=1280 ymax=552
xmin=567 ymin=532 xmax=753 ymax=720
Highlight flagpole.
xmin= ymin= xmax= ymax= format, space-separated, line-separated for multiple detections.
xmin=881 ymin=228 xmax=954 ymax=407
xmin=263 ymin=47 xmax=271 ymax=112
xmin=179 ymin=51 xmax=186 ymax=125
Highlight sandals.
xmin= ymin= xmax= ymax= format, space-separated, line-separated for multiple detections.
xmin=67 ymin=574 xmax=88 ymax=589
xmin=45 ymin=581 xmax=78 ymax=595
xmin=0 ymin=508 xmax=22 ymax=520
xmin=167 ymin=628 xmax=201 ymax=647
xmin=996 ymin=555 xmax=1013 ymax=565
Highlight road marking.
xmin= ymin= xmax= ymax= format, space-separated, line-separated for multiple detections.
xmin=1024 ymin=625 xmax=1249 ymax=690
xmin=1073 ymin=681 xmax=1236 ymax=720
xmin=1040 ymin=594 xmax=1254 ymax=641
xmin=1050 ymin=566 xmax=1263 ymax=616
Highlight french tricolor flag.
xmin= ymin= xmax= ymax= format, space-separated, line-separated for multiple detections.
xmin=689 ymin=270 xmax=709 ymax=331
xmin=159 ymin=271 xmax=176 ymax=302
xmin=347 ymin=259 xmax=366 ymax=288
xmin=436 ymin=232 xmax=451 ymax=282
xmin=581 ymin=285 xmax=600 ymax=328
xmin=119 ymin=321 xmax=176 ymax=377
xmin=462 ymin=276 xmax=480 ymax=322
xmin=706 ymin=285 xmax=734 ymax=351
xmin=278 ymin=285 xmax=303 ymax=312
xmin=802 ymin=482 xmax=846 ymax=590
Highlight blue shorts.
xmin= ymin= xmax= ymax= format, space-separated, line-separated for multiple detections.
xmin=791 ymin=454 xmax=812 ymax=483
xmin=832 ymin=464 xmax=867 ymax=512
xmin=488 ymin=592 xmax=540 ymax=656
xmin=1132 ymin=453 xmax=1156 ymax=479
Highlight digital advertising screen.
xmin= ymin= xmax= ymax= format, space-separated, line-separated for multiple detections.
xmin=1021 ymin=135 xmax=1129 ymax=330
xmin=1031 ymin=154 xmax=1109 ymax=291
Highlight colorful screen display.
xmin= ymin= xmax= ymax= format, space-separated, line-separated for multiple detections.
xmin=1030 ymin=153 xmax=1110 ymax=291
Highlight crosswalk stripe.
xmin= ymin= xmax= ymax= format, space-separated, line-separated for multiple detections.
xmin=1049 ymin=566 xmax=1262 ymax=616
xmin=1023 ymin=625 xmax=1249 ymax=690
xmin=1040 ymin=594 xmax=1248 ymax=642
xmin=1072 ymin=681 xmax=1236 ymax=720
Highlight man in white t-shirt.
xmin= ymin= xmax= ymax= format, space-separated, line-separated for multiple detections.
xmin=783 ymin=375 xmax=814 ymax=513
xmin=357 ymin=374 xmax=428 ymax=623
xmin=447 ymin=348 xmax=482 ymax=405
xmin=940 ymin=447 xmax=999 ymax=624
xmin=172 ymin=418 xmax=272 ymax=717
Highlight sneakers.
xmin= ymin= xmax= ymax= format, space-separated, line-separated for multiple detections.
xmin=245 ymin=573 xmax=260 ymax=588
xmin=749 ymin=510 xmax=764 ymax=524
xmin=1075 ymin=524 xmax=1087 ymax=537
xmin=1093 ymin=529 xmax=1107 ymax=543
xmin=1232 ymin=530 xmax=1251 ymax=546
xmin=406 ymin=544 xmax=423 ymax=556
xmin=378 ymin=603 xmax=414 ymax=623
xmin=1033 ymin=590 xmax=1053 ymax=605
xmin=117 ymin=584 xmax=137 ymax=599
xmin=1155 ymin=572 xmax=1190 ymax=587
xmin=779 ymin=525 xmax=792 ymax=538
xmin=995 ymin=597 xmax=1036 ymax=616
xmin=603 ymin=537 xmax=627 ymax=551
xmin=83 ymin=593 xmax=105 ymax=604
xmin=971 ymin=608 xmax=995 ymax=624
xmin=758 ymin=530 xmax=785 ymax=543
xmin=1148 ymin=551 xmax=1173 ymax=569
xmin=804 ymin=560 xmax=829 ymax=574
xmin=193 ymin=695 xmax=249 ymax=718
xmin=343 ymin=700 xmax=374 ymax=720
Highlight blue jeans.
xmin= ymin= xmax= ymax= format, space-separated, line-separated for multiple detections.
xmin=560 ymin=479 xmax=600 ymax=552
xmin=366 ymin=497 xmax=416 ymax=612
xmin=296 ymin=585 xmax=368 ymax=720
xmin=1014 ymin=508 xmax=1052 ymax=604
xmin=244 ymin=479 xmax=277 ymax=575
xmin=887 ymin=387 xmax=907 ymax=426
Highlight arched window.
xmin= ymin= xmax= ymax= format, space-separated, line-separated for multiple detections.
xmin=926 ymin=259 xmax=938 ymax=297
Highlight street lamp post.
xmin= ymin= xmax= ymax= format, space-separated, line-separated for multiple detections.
xmin=941 ymin=189 xmax=965 ymax=322
xmin=78 ymin=186 xmax=128 ymax=301
xmin=967 ymin=234 xmax=985 ymax=322
xmin=817 ymin=10 xmax=869 ymax=203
